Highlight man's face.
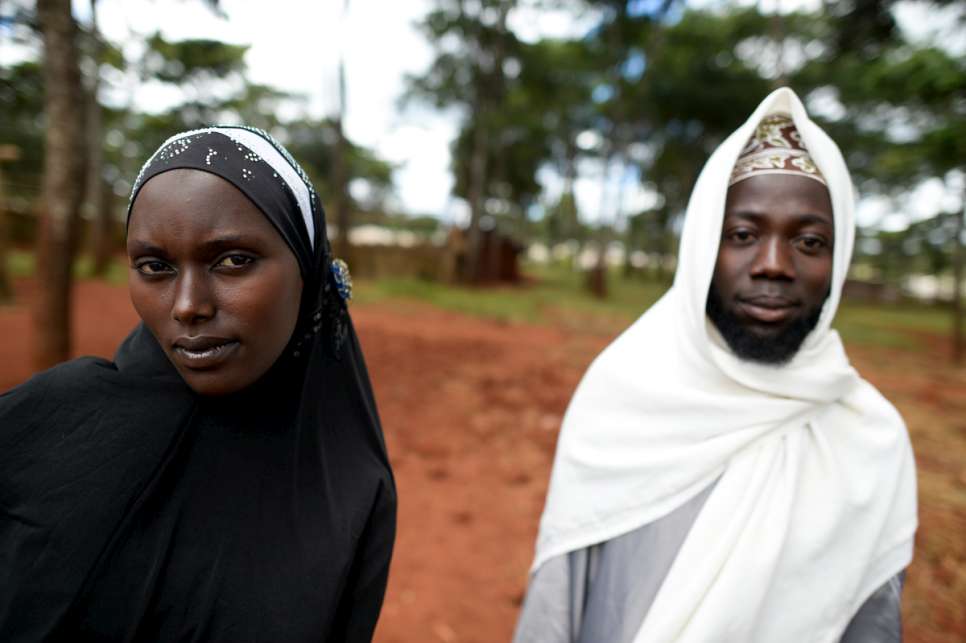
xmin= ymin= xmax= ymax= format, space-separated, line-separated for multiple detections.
xmin=707 ymin=173 xmax=834 ymax=364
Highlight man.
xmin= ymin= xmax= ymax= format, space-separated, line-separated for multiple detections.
xmin=514 ymin=88 xmax=917 ymax=643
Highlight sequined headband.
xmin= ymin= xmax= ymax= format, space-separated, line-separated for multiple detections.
xmin=729 ymin=113 xmax=826 ymax=187
xmin=130 ymin=126 xmax=318 ymax=249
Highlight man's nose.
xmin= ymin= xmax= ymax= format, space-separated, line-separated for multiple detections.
xmin=171 ymin=268 xmax=215 ymax=325
xmin=750 ymin=236 xmax=795 ymax=280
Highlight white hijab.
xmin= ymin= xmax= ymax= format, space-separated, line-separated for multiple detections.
xmin=532 ymin=88 xmax=917 ymax=643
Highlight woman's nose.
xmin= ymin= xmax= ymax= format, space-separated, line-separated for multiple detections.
xmin=750 ymin=236 xmax=795 ymax=280
xmin=171 ymin=269 xmax=215 ymax=324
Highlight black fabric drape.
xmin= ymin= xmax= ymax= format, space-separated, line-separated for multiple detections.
xmin=0 ymin=128 xmax=395 ymax=642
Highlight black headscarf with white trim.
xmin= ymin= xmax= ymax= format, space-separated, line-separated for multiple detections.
xmin=0 ymin=127 xmax=395 ymax=642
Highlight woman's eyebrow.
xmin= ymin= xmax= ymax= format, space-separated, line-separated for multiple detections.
xmin=127 ymin=240 xmax=167 ymax=256
xmin=127 ymin=235 xmax=261 ymax=256
xmin=196 ymin=234 xmax=261 ymax=251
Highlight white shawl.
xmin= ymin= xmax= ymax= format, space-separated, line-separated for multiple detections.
xmin=531 ymin=88 xmax=917 ymax=643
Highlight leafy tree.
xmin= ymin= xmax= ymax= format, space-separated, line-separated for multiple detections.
xmin=0 ymin=61 xmax=45 ymax=201
xmin=406 ymin=0 xmax=519 ymax=282
xmin=515 ymin=37 xmax=598 ymax=262
xmin=792 ymin=0 xmax=965 ymax=360
xmin=284 ymin=118 xmax=395 ymax=216
xmin=543 ymin=191 xmax=584 ymax=254
xmin=140 ymin=33 xmax=249 ymax=129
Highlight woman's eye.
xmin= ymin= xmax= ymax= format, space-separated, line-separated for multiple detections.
xmin=215 ymin=254 xmax=255 ymax=269
xmin=135 ymin=260 xmax=172 ymax=275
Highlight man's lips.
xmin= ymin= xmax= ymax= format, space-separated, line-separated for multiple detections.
xmin=171 ymin=336 xmax=239 ymax=369
xmin=737 ymin=296 xmax=800 ymax=324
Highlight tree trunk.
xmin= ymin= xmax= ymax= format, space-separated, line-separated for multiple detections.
xmin=464 ymin=115 xmax=488 ymax=283
xmin=331 ymin=0 xmax=352 ymax=264
xmin=563 ymin=142 xmax=581 ymax=273
xmin=0 ymin=164 xmax=12 ymax=304
xmin=588 ymin=153 xmax=612 ymax=299
xmin=953 ymin=202 xmax=964 ymax=364
xmin=34 ymin=0 xmax=86 ymax=369
xmin=461 ymin=0 xmax=511 ymax=284
xmin=86 ymin=0 xmax=112 ymax=277
xmin=331 ymin=116 xmax=351 ymax=261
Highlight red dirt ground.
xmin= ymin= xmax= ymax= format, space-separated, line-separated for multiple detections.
xmin=1 ymin=277 xmax=964 ymax=642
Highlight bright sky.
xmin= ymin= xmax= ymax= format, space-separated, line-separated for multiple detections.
xmin=2 ymin=0 xmax=961 ymax=228
xmin=70 ymin=0 xmax=603 ymax=223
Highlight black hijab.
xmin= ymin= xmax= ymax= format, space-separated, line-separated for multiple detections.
xmin=0 ymin=127 xmax=395 ymax=642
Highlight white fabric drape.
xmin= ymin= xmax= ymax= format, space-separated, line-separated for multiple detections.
xmin=531 ymin=87 xmax=917 ymax=643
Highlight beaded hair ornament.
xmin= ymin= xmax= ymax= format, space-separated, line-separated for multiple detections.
xmin=729 ymin=113 xmax=826 ymax=187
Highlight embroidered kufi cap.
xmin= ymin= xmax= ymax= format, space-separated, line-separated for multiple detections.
xmin=729 ymin=112 xmax=826 ymax=186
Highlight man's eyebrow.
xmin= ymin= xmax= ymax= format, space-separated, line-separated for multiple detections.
xmin=723 ymin=210 xmax=765 ymax=222
xmin=795 ymin=213 xmax=834 ymax=226
xmin=723 ymin=211 xmax=833 ymax=226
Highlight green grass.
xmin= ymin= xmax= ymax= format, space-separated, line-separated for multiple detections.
xmin=4 ymin=248 xmax=955 ymax=351
xmin=6 ymin=249 xmax=128 ymax=285
xmin=357 ymin=261 xmax=955 ymax=350
xmin=8 ymin=250 xmax=35 ymax=278
xmin=355 ymin=263 xmax=669 ymax=332
xmin=837 ymin=303 xmax=951 ymax=335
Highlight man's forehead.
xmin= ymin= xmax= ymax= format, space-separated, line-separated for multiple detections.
xmin=724 ymin=173 xmax=834 ymax=224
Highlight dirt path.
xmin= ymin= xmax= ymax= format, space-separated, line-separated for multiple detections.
xmin=1 ymin=278 xmax=963 ymax=642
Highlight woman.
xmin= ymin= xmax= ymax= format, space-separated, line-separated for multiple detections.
xmin=0 ymin=126 xmax=396 ymax=642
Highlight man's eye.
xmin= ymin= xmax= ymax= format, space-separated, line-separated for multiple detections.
xmin=728 ymin=230 xmax=755 ymax=243
xmin=797 ymin=236 xmax=828 ymax=252
xmin=215 ymin=254 xmax=255 ymax=269
xmin=135 ymin=260 xmax=172 ymax=275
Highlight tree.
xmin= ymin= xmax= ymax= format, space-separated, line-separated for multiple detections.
xmin=0 ymin=60 xmax=45 ymax=305
xmin=0 ymin=145 xmax=21 ymax=304
xmin=513 ymin=37 xmax=598 ymax=263
xmin=83 ymin=0 xmax=112 ymax=276
xmin=140 ymin=33 xmax=249 ymax=129
xmin=406 ymin=0 xmax=519 ymax=282
xmin=330 ymin=0 xmax=352 ymax=261
xmin=283 ymin=118 xmax=395 ymax=216
xmin=0 ymin=61 xmax=46 ymax=201
xmin=34 ymin=0 xmax=86 ymax=368
xmin=792 ymin=1 xmax=965 ymax=361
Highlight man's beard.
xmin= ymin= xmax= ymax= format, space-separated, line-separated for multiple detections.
xmin=705 ymin=284 xmax=824 ymax=365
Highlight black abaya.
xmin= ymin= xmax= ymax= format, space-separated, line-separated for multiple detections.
xmin=0 ymin=127 xmax=396 ymax=642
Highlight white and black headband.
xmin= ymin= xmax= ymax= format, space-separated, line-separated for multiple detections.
xmin=128 ymin=126 xmax=323 ymax=277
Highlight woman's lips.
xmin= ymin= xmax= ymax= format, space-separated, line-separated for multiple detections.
xmin=172 ymin=337 xmax=239 ymax=370
xmin=738 ymin=297 xmax=799 ymax=324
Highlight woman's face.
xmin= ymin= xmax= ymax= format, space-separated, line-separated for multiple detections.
xmin=127 ymin=169 xmax=303 ymax=395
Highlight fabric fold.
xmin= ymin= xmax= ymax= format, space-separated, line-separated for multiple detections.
xmin=530 ymin=87 xmax=917 ymax=643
